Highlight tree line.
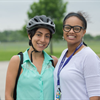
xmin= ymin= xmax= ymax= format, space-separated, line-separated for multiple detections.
xmin=0 ymin=30 xmax=28 ymax=42
xmin=1 ymin=0 xmax=100 ymax=53
xmin=0 ymin=30 xmax=100 ymax=42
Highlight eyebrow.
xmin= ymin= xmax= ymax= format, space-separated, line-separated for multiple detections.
xmin=37 ymin=31 xmax=50 ymax=35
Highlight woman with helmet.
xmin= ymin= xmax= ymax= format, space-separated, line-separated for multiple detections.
xmin=5 ymin=15 xmax=58 ymax=100
xmin=54 ymin=11 xmax=100 ymax=100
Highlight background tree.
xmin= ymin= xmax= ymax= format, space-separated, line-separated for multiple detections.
xmin=84 ymin=33 xmax=94 ymax=41
xmin=0 ymin=30 xmax=28 ymax=42
xmin=22 ymin=0 xmax=68 ymax=54
xmin=94 ymin=35 xmax=100 ymax=41
xmin=0 ymin=30 xmax=100 ymax=42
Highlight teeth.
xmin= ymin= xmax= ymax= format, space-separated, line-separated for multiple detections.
xmin=38 ymin=44 xmax=44 ymax=46
xmin=68 ymin=36 xmax=75 ymax=38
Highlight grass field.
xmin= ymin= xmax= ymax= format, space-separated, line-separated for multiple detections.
xmin=0 ymin=40 xmax=100 ymax=61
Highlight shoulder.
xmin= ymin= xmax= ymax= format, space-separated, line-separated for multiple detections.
xmin=81 ymin=47 xmax=100 ymax=66
xmin=51 ymin=56 xmax=58 ymax=67
xmin=7 ymin=55 xmax=20 ymax=75
xmin=61 ymin=48 xmax=68 ymax=55
xmin=9 ymin=55 xmax=20 ymax=65
xmin=83 ymin=47 xmax=99 ymax=59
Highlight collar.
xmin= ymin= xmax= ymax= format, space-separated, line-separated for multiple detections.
xmin=23 ymin=48 xmax=53 ymax=63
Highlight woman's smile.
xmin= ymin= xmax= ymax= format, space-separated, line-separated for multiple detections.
xmin=37 ymin=43 xmax=45 ymax=48
xmin=67 ymin=35 xmax=76 ymax=39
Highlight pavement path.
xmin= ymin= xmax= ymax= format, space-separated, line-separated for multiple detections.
xmin=0 ymin=61 xmax=9 ymax=100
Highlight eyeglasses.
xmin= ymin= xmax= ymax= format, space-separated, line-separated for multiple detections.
xmin=63 ymin=25 xmax=84 ymax=33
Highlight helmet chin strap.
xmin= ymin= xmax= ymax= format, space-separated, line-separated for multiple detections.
xmin=30 ymin=39 xmax=50 ymax=62
xmin=31 ymin=50 xmax=34 ymax=62
xmin=31 ymin=44 xmax=41 ymax=62
xmin=31 ymin=43 xmax=39 ymax=53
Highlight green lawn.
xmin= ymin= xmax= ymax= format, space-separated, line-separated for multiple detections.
xmin=0 ymin=42 xmax=30 ymax=61
xmin=0 ymin=40 xmax=100 ymax=61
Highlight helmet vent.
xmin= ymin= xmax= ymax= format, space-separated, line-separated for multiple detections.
xmin=34 ymin=18 xmax=39 ymax=22
xmin=47 ymin=18 xmax=49 ymax=22
xmin=51 ymin=21 xmax=53 ymax=24
xmin=29 ymin=23 xmax=31 ymax=26
xmin=40 ymin=17 xmax=43 ymax=21
xmin=26 ymin=15 xmax=55 ymax=33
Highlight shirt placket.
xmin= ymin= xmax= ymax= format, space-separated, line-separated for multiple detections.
xmin=39 ymin=75 xmax=43 ymax=100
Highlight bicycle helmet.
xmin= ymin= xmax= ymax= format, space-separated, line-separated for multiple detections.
xmin=26 ymin=15 xmax=55 ymax=34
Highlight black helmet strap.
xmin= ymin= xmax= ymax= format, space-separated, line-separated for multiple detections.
xmin=29 ymin=38 xmax=50 ymax=62
xmin=29 ymin=39 xmax=40 ymax=62
xmin=31 ymin=50 xmax=34 ymax=62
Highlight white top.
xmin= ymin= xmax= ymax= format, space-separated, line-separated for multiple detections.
xmin=54 ymin=47 xmax=100 ymax=100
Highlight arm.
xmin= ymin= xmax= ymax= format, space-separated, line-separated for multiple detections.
xmin=90 ymin=96 xmax=100 ymax=100
xmin=51 ymin=56 xmax=58 ymax=67
xmin=5 ymin=55 xmax=20 ymax=100
xmin=83 ymin=50 xmax=100 ymax=99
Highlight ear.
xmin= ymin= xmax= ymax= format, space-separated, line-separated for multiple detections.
xmin=63 ymin=29 xmax=65 ymax=35
xmin=63 ymin=29 xmax=65 ymax=38
xmin=82 ymin=29 xmax=86 ymax=37
xmin=28 ymin=34 xmax=31 ymax=39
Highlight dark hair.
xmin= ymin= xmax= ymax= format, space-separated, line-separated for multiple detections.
xmin=63 ymin=11 xmax=87 ymax=46
xmin=63 ymin=12 xmax=87 ymax=30
xmin=28 ymin=28 xmax=38 ymax=39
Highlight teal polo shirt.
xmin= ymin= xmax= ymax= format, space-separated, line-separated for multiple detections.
xmin=17 ymin=49 xmax=54 ymax=100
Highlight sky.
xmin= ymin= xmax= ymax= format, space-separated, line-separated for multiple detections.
xmin=0 ymin=0 xmax=100 ymax=36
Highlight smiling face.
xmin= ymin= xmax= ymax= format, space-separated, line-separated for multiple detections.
xmin=63 ymin=16 xmax=86 ymax=46
xmin=29 ymin=28 xmax=51 ymax=52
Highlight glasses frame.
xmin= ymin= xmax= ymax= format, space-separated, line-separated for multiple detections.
xmin=63 ymin=25 xmax=85 ymax=33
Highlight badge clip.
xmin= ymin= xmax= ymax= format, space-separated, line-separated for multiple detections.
xmin=55 ymin=86 xmax=61 ymax=100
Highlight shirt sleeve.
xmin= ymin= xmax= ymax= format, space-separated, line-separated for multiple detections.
xmin=83 ymin=52 xmax=100 ymax=97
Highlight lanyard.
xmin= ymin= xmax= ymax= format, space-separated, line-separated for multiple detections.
xmin=57 ymin=42 xmax=83 ymax=86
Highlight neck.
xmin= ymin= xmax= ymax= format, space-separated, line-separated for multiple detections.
xmin=28 ymin=47 xmax=43 ymax=59
xmin=67 ymin=42 xmax=83 ymax=57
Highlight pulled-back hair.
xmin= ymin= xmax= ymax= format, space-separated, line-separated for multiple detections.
xmin=63 ymin=11 xmax=87 ymax=30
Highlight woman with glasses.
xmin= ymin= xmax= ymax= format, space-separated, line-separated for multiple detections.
xmin=54 ymin=11 xmax=100 ymax=100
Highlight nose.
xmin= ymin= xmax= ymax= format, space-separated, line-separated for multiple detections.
xmin=40 ymin=36 xmax=45 ymax=42
xmin=70 ymin=28 xmax=74 ymax=33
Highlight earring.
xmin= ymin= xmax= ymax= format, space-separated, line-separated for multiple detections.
xmin=62 ymin=36 xmax=64 ymax=40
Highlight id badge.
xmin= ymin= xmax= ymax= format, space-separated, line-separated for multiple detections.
xmin=55 ymin=88 xmax=61 ymax=100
